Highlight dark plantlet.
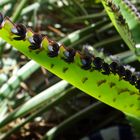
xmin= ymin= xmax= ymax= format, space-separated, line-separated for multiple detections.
xmin=28 ymin=34 xmax=42 ymax=50
xmin=0 ymin=12 xmax=3 ymax=29
xmin=118 ymin=14 xmax=126 ymax=25
xmin=11 ymin=24 xmax=26 ymax=40
xmin=124 ymin=69 xmax=132 ymax=81
xmin=93 ymin=57 xmax=103 ymax=70
xmin=117 ymin=65 xmax=126 ymax=78
xmin=135 ymin=79 xmax=140 ymax=91
xmin=102 ymin=62 xmax=110 ymax=75
xmin=63 ymin=48 xmax=76 ymax=62
xmin=48 ymin=42 xmax=60 ymax=57
xmin=130 ymin=75 xmax=137 ymax=85
xmin=109 ymin=61 xmax=118 ymax=74
xmin=80 ymin=55 xmax=92 ymax=70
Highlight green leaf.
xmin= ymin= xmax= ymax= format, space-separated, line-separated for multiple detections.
xmin=0 ymin=16 xmax=140 ymax=120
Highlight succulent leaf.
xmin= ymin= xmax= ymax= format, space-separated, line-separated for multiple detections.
xmin=0 ymin=15 xmax=140 ymax=119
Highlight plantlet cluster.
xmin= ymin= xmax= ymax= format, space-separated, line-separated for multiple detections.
xmin=0 ymin=12 xmax=139 ymax=92
xmin=0 ymin=11 xmax=140 ymax=119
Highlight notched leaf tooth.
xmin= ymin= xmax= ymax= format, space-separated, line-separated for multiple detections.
xmin=2 ymin=17 xmax=15 ymax=32
xmin=26 ymin=28 xmax=34 ymax=38
xmin=41 ymin=36 xmax=49 ymax=51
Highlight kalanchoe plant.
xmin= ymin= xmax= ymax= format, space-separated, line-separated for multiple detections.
xmin=0 ymin=13 xmax=140 ymax=114
xmin=0 ymin=0 xmax=140 ymax=136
